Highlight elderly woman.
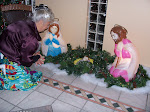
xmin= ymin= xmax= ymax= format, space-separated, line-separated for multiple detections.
xmin=0 ymin=4 xmax=54 ymax=91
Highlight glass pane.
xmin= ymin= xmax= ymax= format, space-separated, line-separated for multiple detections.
xmin=98 ymin=14 xmax=106 ymax=24
xmin=99 ymin=4 xmax=107 ymax=13
xmin=89 ymin=23 xmax=96 ymax=32
xmin=100 ymin=0 xmax=107 ymax=3
xmin=96 ymin=43 xmax=102 ymax=51
xmin=91 ymin=3 xmax=98 ymax=13
xmin=91 ymin=0 xmax=99 ymax=2
xmin=90 ymin=13 xmax=97 ymax=22
xmin=87 ymin=41 xmax=94 ymax=50
xmin=96 ymin=34 xmax=103 ymax=43
xmin=88 ymin=33 xmax=95 ymax=41
xmin=97 ymin=24 xmax=105 ymax=33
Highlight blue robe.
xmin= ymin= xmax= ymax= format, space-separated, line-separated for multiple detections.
xmin=44 ymin=33 xmax=61 ymax=57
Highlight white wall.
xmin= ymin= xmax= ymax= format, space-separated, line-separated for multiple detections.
xmin=103 ymin=0 xmax=150 ymax=67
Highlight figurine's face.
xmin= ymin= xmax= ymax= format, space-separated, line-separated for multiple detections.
xmin=50 ymin=25 xmax=58 ymax=34
xmin=111 ymin=31 xmax=119 ymax=42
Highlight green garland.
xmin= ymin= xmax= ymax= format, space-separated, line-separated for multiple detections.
xmin=44 ymin=44 xmax=150 ymax=90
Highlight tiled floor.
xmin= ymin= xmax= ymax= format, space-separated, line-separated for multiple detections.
xmin=0 ymin=64 xmax=150 ymax=112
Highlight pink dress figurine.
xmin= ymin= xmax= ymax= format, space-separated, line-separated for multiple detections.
xmin=109 ymin=25 xmax=139 ymax=82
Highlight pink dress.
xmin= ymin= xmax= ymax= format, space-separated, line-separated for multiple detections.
xmin=110 ymin=39 xmax=139 ymax=82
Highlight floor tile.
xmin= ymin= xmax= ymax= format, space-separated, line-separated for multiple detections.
xmin=58 ymin=92 xmax=87 ymax=108
xmin=80 ymin=109 xmax=88 ymax=112
xmin=0 ymin=90 xmax=33 ymax=105
xmin=10 ymin=106 xmax=22 ymax=112
xmin=146 ymin=94 xmax=150 ymax=111
xmin=52 ymin=100 xmax=81 ymax=112
xmin=19 ymin=105 xmax=53 ymax=112
xmin=51 ymin=74 xmax=77 ymax=84
xmin=72 ymin=77 xmax=97 ymax=92
xmin=17 ymin=91 xmax=55 ymax=109
xmin=93 ymin=86 xmax=121 ymax=100
xmin=32 ymin=83 xmax=42 ymax=90
xmin=0 ymin=98 xmax=15 ymax=112
xmin=36 ymin=84 xmax=63 ymax=98
xmin=119 ymin=92 xmax=147 ymax=109
xmin=83 ymin=101 xmax=114 ymax=112
xmin=31 ymin=64 xmax=54 ymax=78
xmin=0 ymin=90 xmax=4 ymax=94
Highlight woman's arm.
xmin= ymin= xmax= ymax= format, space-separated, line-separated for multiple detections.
xmin=19 ymin=36 xmax=42 ymax=67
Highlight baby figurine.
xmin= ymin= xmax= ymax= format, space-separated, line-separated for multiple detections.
xmin=42 ymin=21 xmax=67 ymax=56
xmin=109 ymin=25 xmax=139 ymax=82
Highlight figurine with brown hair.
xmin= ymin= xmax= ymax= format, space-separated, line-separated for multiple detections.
xmin=42 ymin=21 xmax=67 ymax=56
xmin=109 ymin=25 xmax=139 ymax=82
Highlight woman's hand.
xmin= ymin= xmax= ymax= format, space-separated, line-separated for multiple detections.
xmin=34 ymin=52 xmax=45 ymax=65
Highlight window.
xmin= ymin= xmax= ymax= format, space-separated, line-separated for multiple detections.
xmin=86 ymin=0 xmax=108 ymax=51
xmin=24 ymin=0 xmax=35 ymax=11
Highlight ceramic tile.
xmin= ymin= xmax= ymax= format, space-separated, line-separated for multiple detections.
xmin=0 ymin=90 xmax=4 ymax=94
xmin=0 ymin=98 xmax=15 ymax=112
xmin=32 ymin=83 xmax=42 ymax=90
xmin=93 ymin=86 xmax=121 ymax=100
xmin=72 ymin=77 xmax=97 ymax=92
xmin=10 ymin=106 xmax=22 ymax=112
xmin=51 ymin=74 xmax=77 ymax=84
xmin=146 ymin=94 xmax=150 ymax=112
xmin=19 ymin=105 xmax=53 ymax=112
xmin=42 ymin=68 xmax=54 ymax=78
xmin=36 ymin=84 xmax=63 ymax=98
xmin=58 ymin=92 xmax=87 ymax=108
xmin=52 ymin=100 xmax=81 ymax=112
xmin=119 ymin=92 xmax=147 ymax=109
xmin=0 ymin=90 xmax=33 ymax=105
xmin=80 ymin=109 xmax=88 ymax=112
xmin=83 ymin=101 xmax=114 ymax=112
xmin=17 ymin=91 xmax=55 ymax=109
xmin=31 ymin=64 xmax=54 ymax=78
xmin=30 ymin=64 xmax=35 ymax=70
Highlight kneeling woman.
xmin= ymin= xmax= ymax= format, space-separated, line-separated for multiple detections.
xmin=0 ymin=4 xmax=54 ymax=91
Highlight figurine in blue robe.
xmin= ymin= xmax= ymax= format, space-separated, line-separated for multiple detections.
xmin=42 ymin=21 xmax=67 ymax=57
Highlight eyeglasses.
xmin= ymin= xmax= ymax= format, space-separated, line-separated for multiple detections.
xmin=35 ymin=4 xmax=49 ymax=11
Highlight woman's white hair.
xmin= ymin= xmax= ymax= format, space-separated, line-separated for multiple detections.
xmin=32 ymin=4 xmax=54 ymax=23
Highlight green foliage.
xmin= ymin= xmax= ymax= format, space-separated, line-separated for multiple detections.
xmin=44 ymin=44 xmax=150 ymax=90
xmin=45 ymin=44 xmax=115 ymax=75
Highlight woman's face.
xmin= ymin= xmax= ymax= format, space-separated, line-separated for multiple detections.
xmin=41 ymin=21 xmax=51 ymax=32
xmin=36 ymin=20 xmax=50 ymax=33
xmin=50 ymin=25 xmax=58 ymax=34
xmin=111 ymin=31 xmax=119 ymax=42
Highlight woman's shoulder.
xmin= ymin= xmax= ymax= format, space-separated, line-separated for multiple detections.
xmin=7 ymin=20 xmax=33 ymax=32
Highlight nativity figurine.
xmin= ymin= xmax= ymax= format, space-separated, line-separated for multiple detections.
xmin=109 ymin=25 xmax=139 ymax=82
xmin=41 ymin=21 xmax=67 ymax=57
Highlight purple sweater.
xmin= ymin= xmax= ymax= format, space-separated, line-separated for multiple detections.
xmin=0 ymin=20 xmax=41 ymax=67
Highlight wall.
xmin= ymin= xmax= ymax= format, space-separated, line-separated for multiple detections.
xmin=103 ymin=0 xmax=150 ymax=67
xmin=36 ymin=0 xmax=88 ymax=49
